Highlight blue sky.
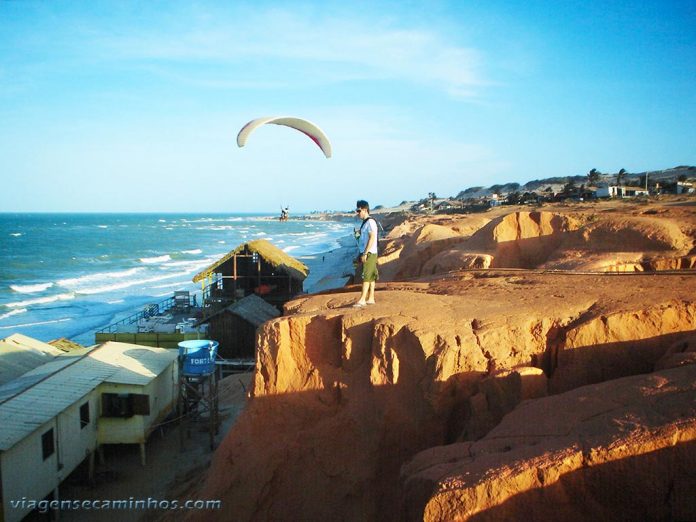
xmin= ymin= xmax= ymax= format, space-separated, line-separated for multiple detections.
xmin=1 ymin=0 xmax=694 ymax=212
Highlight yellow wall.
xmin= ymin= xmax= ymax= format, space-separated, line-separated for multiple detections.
xmin=96 ymin=360 xmax=177 ymax=444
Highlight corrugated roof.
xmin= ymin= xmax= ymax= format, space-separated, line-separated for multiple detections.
xmin=0 ymin=356 xmax=84 ymax=402
xmin=93 ymin=343 xmax=177 ymax=386
xmin=0 ymin=341 xmax=177 ymax=451
xmin=0 ymin=333 xmax=63 ymax=386
xmin=192 ymin=239 xmax=309 ymax=283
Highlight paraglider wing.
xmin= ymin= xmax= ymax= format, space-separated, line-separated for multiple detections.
xmin=236 ymin=116 xmax=332 ymax=158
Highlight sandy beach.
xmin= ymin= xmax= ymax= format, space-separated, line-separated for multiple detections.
xmin=299 ymin=234 xmax=357 ymax=294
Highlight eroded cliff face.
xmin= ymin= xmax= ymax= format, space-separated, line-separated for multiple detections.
xmin=401 ymin=364 xmax=696 ymax=522
xmin=379 ymin=205 xmax=696 ymax=277
xmin=198 ymin=270 xmax=696 ymax=521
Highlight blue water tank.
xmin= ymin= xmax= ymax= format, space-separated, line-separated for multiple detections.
xmin=178 ymin=340 xmax=218 ymax=376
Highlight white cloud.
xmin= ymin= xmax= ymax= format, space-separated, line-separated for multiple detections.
xmin=93 ymin=7 xmax=488 ymax=98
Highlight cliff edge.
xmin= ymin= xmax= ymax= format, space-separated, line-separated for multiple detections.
xmin=188 ymin=200 xmax=696 ymax=521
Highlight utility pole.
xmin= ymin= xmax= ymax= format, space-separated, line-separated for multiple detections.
xmin=645 ymin=172 xmax=649 ymax=193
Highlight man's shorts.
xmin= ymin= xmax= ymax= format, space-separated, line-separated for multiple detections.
xmin=361 ymin=253 xmax=379 ymax=282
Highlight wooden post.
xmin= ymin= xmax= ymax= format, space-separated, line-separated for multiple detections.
xmin=257 ymin=256 xmax=261 ymax=288
xmin=139 ymin=442 xmax=146 ymax=466
xmin=98 ymin=445 xmax=105 ymax=465
xmin=88 ymin=450 xmax=96 ymax=484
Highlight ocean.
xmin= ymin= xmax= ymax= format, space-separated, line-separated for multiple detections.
xmin=0 ymin=213 xmax=354 ymax=345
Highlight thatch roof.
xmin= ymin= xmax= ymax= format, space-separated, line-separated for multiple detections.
xmin=193 ymin=239 xmax=309 ymax=283
xmin=49 ymin=338 xmax=87 ymax=352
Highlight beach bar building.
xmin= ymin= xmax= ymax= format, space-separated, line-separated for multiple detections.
xmin=193 ymin=239 xmax=309 ymax=313
xmin=0 ymin=340 xmax=177 ymax=522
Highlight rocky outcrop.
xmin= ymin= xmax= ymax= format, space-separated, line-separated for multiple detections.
xmin=654 ymin=333 xmax=696 ymax=371
xmin=380 ymin=208 xmax=696 ymax=278
xmin=196 ymin=271 xmax=696 ymax=521
xmin=184 ymin=202 xmax=696 ymax=521
xmin=401 ymin=364 xmax=696 ymax=521
xmin=379 ymin=221 xmax=487 ymax=280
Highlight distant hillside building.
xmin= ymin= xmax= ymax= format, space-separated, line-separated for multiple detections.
xmin=596 ymin=185 xmax=649 ymax=198
xmin=677 ymin=181 xmax=695 ymax=194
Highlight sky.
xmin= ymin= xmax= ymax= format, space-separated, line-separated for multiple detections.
xmin=1 ymin=0 xmax=694 ymax=213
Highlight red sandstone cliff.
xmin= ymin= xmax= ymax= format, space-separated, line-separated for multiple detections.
xmin=189 ymin=199 xmax=696 ymax=521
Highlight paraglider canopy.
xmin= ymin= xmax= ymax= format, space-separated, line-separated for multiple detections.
xmin=237 ymin=116 xmax=332 ymax=158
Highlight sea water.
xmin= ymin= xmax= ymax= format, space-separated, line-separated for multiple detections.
xmin=0 ymin=213 xmax=353 ymax=345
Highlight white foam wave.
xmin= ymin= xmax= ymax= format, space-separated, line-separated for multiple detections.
xmin=10 ymin=233 xmax=22 ymax=237
xmin=10 ymin=282 xmax=54 ymax=294
xmin=196 ymin=225 xmax=234 ymax=231
xmin=5 ymin=292 xmax=76 ymax=308
xmin=74 ymin=271 xmax=190 ymax=295
xmin=0 ymin=318 xmax=72 ymax=330
xmin=181 ymin=249 xmax=202 ymax=255
xmin=97 ymin=225 xmax=108 ymax=229
xmin=0 ymin=308 xmax=27 ymax=320
xmin=139 ymin=254 xmax=171 ymax=264
xmin=150 ymin=281 xmax=191 ymax=290
xmin=57 ymin=268 xmax=143 ymax=289
xmin=106 ymin=299 xmax=125 ymax=304
xmin=161 ymin=260 xmax=211 ymax=272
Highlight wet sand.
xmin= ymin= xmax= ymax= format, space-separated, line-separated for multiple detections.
xmin=300 ymin=234 xmax=357 ymax=294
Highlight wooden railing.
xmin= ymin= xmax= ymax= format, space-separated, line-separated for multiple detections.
xmin=96 ymin=293 xmax=199 ymax=334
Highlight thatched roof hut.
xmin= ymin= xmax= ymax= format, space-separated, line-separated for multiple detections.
xmin=193 ymin=239 xmax=308 ymax=284
xmin=193 ymin=239 xmax=308 ymax=312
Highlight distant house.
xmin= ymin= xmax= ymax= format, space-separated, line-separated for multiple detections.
xmin=596 ymin=185 xmax=649 ymax=198
xmin=199 ymin=294 xmax=280 ymax=359
xmin=677 ymin=181 xmax=695 ymax=194
xmin=193 ymin=239 xmax=308 ymax=313
xmin=433 ymin=199 xmax=464 ymax=212
xmin=0 ymin=340 xmax=177 ymax=522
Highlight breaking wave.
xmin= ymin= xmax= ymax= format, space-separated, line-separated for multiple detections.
xmin=9 ymin=283 xmax=54 ymax=294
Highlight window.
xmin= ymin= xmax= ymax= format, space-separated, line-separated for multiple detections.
xmin=101 ymin=393 xmax=150 ymax=418
xmin=80 ymin=402 xmax=90 ymax=429
xmin=42 ymin=429 xmax=54 ymax=460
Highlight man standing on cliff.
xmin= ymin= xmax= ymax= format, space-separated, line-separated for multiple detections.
xmin=353 ymin=199 xmax=378 ymax=307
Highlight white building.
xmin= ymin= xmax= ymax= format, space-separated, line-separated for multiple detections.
xmin=0 ymin=340 xmax=178 ymax=522
xmin=676 ymin=181 xmax=695 ymax=194
xmin=596 ymin=185 xmax=649 ymax=198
